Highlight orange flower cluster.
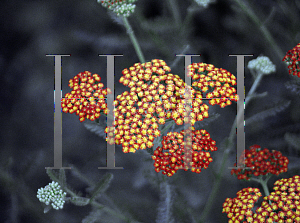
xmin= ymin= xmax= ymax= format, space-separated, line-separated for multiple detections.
xmin=283 ymin=43 xmax=300 ymax=78
xmin=231 ymin=145 xmax=289 ymax=180
xmin=151 ymin=127 xmax=218 ymax=177
xmin=61 ymin=71 xmax=111 ymax=122
xmin=254 ymin=175 xmax=300 ymax=223
xmin=187 ymin=62 xmax=239 ymax=108
xmin=222 ymin=187 xmax=262 ymax=222
xmin=119 ymin=59 xmax=209 ymax=125
xmin=106 ymin=59 xmax=212 ymax=153
xmin=105 ymin=90 xmax=160 ymax=153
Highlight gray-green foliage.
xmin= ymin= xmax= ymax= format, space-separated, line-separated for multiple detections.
xmin=89 ymin=173 xmax=114 ymax=202
xmin=84 ymin=119 xmax=107 ymax=139
xmin=246 ymin=100 xmax=291 ymax=125
xmin=82 ymin=208 xmax=103 ymax=223
xmin=284 ymin=132 xmax=300 ymax=150
xmin=285 ymin=79 xmax=300 ymax=95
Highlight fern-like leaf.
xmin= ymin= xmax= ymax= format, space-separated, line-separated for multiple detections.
xmin=246 ymin=91 xmax=268 ymax=102
xmin=46 ymin=169 xmax=81 ymax=198
xmin=284 ymin=132 xmax=300 ymax=150
xmin=59 ymin=169 xmax=67 ymax=190
xmin=70 ymin=197 xmax=90 ymax=206
xmin=84 ymin=119 xmax=107 ymax=139
xmin=82 ymin=208 xmax=103 ymax=223
xmin=89 ymin=173 xmax=113 ymax=202
xmin=156 ymin=181 xmax=175 ymax=223
xmin=245 ymin=100 xmax=291 ymax=125
xmin=285 ymin=79 xmax=300 ymax=95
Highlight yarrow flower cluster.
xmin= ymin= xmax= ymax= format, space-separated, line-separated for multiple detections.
xmin=152 ymin=127 xmax=218 ymax=177
xmin=98 ymin=0 xmax=137 ymax=17
xmin=61 ymin=71 xmax=111 ymax=122
xmin=223 ymin=176 xmax=300 ymax=223
xmin=187 ymin=62 xmax=239 ymax=108
xmin=283 ymin=43 xmax=300 ymax=78
xmin=231 ymin=144 xmax=289 ymax=180
xmin=106 ymin=59 xmax=213 ymax=153
xmin=247 ymin=56 xmax=276 ymax=75
xmin=37 ymin=181 xmax=67 ymax=210
xmin=254 ymin=175 xmax=300 ymax=223
xmin=222 ymin=187 xmax=262 ymax=222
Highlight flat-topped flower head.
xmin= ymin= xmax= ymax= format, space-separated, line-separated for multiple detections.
xmin=37 ymin=181 xmax=67 ymax=210
xmin=61 ymin=71 xmax=111 ymax=122
xmin=222 ymin=187 xmax=262 ymax=222
xmin=120 ymin=59 xmax=210 ymax=126
xmin=231 ymin=144 xmax=289 ymax=180
xmin=119 ymin=59 xmax=172 ymax=87
xmin=152 ymin=127 xmax=217 ymax=177
xmin=253 ymin=175 xmax=300 ymax=223
xmin=187 ymin=63 xmax=239 ymax=108
xmin=105 ymin=90 xmax=160 ymax=153
xmin=98 ymin=0 xmax=137 ymax=17
xmin=248 ymin=56 xmax=276 ymax=75
xmin=283 ymin=43 xmax=300 ymax=78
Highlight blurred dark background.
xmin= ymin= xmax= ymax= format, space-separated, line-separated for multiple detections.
xmin=1 ymin=0 xmax=300 ymax=222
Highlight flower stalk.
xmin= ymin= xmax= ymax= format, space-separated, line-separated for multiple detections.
xmin=233 ymin=0 xmax=285 ymax=60
xmin=122 ymin=16 xmax=145 ymax=63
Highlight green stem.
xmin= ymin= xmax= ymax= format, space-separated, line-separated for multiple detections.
xmin=259 ymin=177 xmax=270 ymax=197
xmin=229 ymin=71 xmax=265 ymax=143
xmin=199 ymin=69 xmax=265 ymax=222
xmin=160 ymin=120 xmax=176 ymax=141
xmin=167 ymin=0 xmax=182 ymax=29
xmin=198 ymin=148 xmax=231 ymax=223
xmin=180 ymin=5 xmax=197 ymax=38
xmin=91 ymin=201 xmax=139 ymax=223
xmin=233 ymin=0 xmax=285 ymax=61
xmin=251 ymin=175 xmax=271 ymax=204
xmin=246 ymin=72 xmax=264 ymax=103
xmin=122 ymin=16 xmax=145 ymax=63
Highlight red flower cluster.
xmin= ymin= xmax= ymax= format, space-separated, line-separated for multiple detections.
xmin=254 ymin=175 xmax=300 ymax=223
xmin=222 ymin=187 xmax=262 ymax=222
xmin=61 ymin=71 xmax=111 ymax=122
xmin=151 ymin=127 xmax=218 ymax=177
xmin=283 ymin=43 xmax=300 ymax=78
xmin=231 ymin=145 xmax=289 ymax=180
xmin=187 ymin=62 xmax=239 ymax=108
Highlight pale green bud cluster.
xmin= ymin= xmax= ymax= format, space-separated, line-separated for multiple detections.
xmin=98 ymin=0 xmax=137 ymax=17
xmin=37 ymin=181 xmax=67 ymax=210
xmin=194 ymin=0 xmax=213 ymax=8
xmin=247 ymin=56 xmax=276 ymax=75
